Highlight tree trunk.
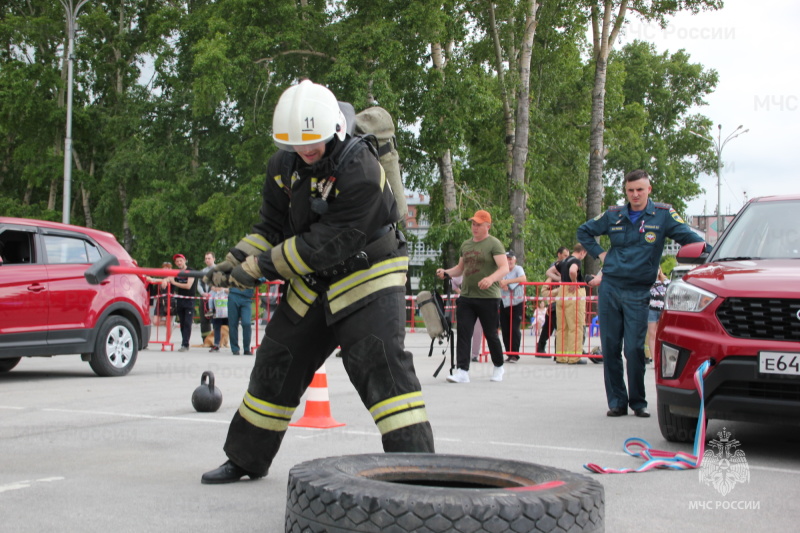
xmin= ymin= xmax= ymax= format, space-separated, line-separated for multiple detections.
xmin=509 ymin=1 xmax=540 ymax=265
xmin=585 ymin=0 xmax=628 ymax=274
xmin=71 ymin=187 xmax=80 ymax=221
xmin=587 ymin=52 xmax=607 ymax=228
xmin=191 ymin=134 xmax=200 ymax=172
xmin=0 ymin=136 xmax=11 ymax=189
xmin=488 ymin=2 xmax=515 ymax=181
xmin=73 ymin=148 xmax=94 ymax=228
xmin=81 ymin=184 xmax=92 ymax=228
xmin=438 ymin=149 xmax=458 ymax=266
xmin=118 ymin=183 xmax=132 ymax=251
xmin=50 ymin=137 xmax=62 ymax=211
xmin=49 ymin=179 xmax=58 ymax=211
xmin=432 ymin=40 xmax=458 ymax=266
xmin=115 ymin=5 xmax=126 ymax=95
xmin=485 ymin=1 xmax=539 ymax=265
xmin=53 ymin=27 xmax=67 ymax=215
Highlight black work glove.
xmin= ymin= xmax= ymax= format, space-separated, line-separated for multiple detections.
xmin=203 ymin=234 xmax=270 ymax=285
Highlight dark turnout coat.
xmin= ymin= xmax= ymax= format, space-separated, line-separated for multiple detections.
xmin=252 ymin=136 xmax=406 ymax=323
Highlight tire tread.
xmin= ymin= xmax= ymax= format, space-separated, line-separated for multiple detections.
xmin=285 ymin=454 xmax=604 ymax=533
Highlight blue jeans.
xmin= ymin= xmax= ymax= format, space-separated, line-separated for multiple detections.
xmin=598 ymin=281 xmax=649 ymax=411
xmin=228 ymin=289 xmax=253 ymax=354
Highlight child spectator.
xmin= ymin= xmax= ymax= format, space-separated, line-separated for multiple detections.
xmin=209 ymin=287 xmax=229 ymax=353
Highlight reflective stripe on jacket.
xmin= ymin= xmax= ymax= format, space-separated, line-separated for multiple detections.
xmin=253 ymin=137 xmax=405 ymax=322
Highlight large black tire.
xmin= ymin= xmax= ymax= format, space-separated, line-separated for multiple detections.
xmin=0 ymin=357 xmax=21 ymax=373
xmin=286 ymin=453 xmax=604 ymax=533
xmin=89 ymin=316 xmax=138 ymax=377
xmin=657 ymin=399 xmax=700 ymax=443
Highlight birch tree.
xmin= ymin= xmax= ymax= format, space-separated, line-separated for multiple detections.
xmin=478 ymin=0 xmax=541 ymax=263
xmin=583 ymin=0 xmax=722 ymax=273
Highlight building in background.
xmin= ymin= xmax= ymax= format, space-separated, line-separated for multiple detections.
xmin=405 ymin=193 xmax=438 ymax=290
xmin=691 ymin=214 xmax=736 ymax=245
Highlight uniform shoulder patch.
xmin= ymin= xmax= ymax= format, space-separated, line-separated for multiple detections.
xmin=654 ymin=202 xmax=672 ymax=210
xmin=669 ymin=208 xmax=685 ymax=224
xmin=609 ymin=205 xmax=624 ymax=212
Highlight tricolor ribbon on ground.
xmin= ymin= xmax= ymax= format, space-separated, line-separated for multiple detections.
xmin=584 ymin=360 xmax=712 ymax=474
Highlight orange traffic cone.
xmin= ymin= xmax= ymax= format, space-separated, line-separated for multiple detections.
xmin=290 ymin=364 xmax=345 ymax=429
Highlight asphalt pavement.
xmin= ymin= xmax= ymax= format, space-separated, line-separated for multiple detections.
xmin=1 ymin=325 xmax=798 ymax=532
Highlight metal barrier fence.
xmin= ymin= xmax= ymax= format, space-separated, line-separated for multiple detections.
xmin=147 ymin=281 xmax=284 ymax=351
xmin=149 ymin=280 xmax=598 ymax=359
xmin=405 ymin=281 xmax=600 ymax=360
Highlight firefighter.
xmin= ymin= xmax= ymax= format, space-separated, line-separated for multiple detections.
xmin=200 ymin=80 xmax=434 ymax=484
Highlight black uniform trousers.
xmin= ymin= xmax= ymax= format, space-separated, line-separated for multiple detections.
xmin=175 ymin=305 xmax=193 ymax=348
xmin=537 ymin=302 xmax=557 ymax=351
xmin=499 ymin=302 xmax=524 ymax=355
xmin=223 ymin=289 xmax=434 ymax=476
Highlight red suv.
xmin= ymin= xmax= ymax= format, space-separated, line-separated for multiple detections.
xmin=655 ymin=195 xmax=800 ymax=442
xmin=0 ymin=217 xmax=150 ymax=376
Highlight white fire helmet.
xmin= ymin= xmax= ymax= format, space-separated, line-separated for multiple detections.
xmin=272 ymin=80 xmax=347 ymax=152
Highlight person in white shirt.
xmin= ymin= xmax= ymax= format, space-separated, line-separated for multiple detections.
xmin=499 ymin=250 xmax=527 ymax=362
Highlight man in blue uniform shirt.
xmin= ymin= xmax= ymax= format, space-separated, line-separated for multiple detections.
xmin=577 ymin=170 xmax=708 ymax=418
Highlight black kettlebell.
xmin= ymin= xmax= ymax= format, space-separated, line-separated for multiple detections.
xmin=192 ymin=371 xmax=223 ymax=412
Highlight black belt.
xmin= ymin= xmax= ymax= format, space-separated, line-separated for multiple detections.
xmin=316 ymin=225 xmax=400 ymax=279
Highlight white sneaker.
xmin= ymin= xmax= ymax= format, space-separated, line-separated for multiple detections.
xmin=490 ymin=365 xmax=505 ymax=382
xmin=446 ymin=369 xmax=470 ymax=383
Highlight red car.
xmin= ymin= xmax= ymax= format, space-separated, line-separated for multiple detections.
xmin=655 ymin=195 xmax=800 ymax=442
xmin=0 ymin=217 xmax=150 ymax=376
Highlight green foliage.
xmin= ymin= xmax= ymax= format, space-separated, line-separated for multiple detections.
xmin=604 ymin=40 xmax=718 ymax=212
xmin=660 ymin=254 xmax=677 ymax=277
xmin=0 ymin=0 xmax=720 ymax=278
xmin=0 ymin=197 xmax=60 ymax=221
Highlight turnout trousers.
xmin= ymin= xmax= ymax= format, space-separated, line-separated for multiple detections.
xmin=598 ymin=281 xmax=649 ymax=411
xmin=555 ymin=286 xmax=586 ymax=363
xmin=223 ymin=289 xmax=435 ymax=476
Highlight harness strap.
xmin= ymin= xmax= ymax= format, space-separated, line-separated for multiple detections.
xmin=432 ymin=276 xmax=455 ymax=378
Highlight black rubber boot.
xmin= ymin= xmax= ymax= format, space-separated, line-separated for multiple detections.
xmin=201 ymin=460 xmax=263 ymax=484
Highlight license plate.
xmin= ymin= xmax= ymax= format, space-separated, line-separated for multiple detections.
xmin=759 ymin=352 xmax=800 ymax=376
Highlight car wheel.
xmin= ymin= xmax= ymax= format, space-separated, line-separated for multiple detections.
xmin=657 ymin=400 xmax=702 ymax=443
xmin=286 ymin=453 xmax=604 ymax=533
xmin=0 ymin=357 xmax=21 ymax=373
xmin=89 ymin=316 xmax=138 ymax=377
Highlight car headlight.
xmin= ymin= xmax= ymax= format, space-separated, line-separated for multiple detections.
xmin=664 ymin=281 xmax=716 ymax=313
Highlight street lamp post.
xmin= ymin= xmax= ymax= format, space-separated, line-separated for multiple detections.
xmin=60 ymin=0 xmax=90 ymax=225
xmin=690 ymin=124 xmax=749 ymax=241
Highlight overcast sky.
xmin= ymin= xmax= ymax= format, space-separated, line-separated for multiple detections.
xmin=618 ymin=0 xmax=800 ymax=218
